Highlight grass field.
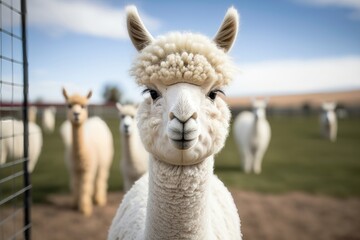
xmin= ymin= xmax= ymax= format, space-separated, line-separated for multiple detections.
xmin=20 ymin=115 xmax=360 ymax=202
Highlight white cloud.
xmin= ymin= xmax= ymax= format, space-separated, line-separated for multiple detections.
xmin=28 ymin=0 xmax=161 ymax=39
xmin=227 ymin=56 xmax=360 ymax=97
xmin=294 ymin=0 xmax=360 ymax=20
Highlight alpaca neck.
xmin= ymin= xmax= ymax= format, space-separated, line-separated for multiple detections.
xmin=72 ymin=123 xmax=87 ymax=169
xmin=145 ymin=155 xmax=213 ymax=239
xmin=252 ymin=115 xmax=260 ymax=137
xmin=250 ymin=116 xmax=261 ymax=154
xmin=121 ymin=129 xmax=143 ymax=167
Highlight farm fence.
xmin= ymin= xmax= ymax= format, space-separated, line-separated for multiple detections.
xmin=0 ymin=0 xmax=31 ymax=239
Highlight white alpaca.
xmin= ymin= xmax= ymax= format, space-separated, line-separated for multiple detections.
xmin=116 ymin=103 xmax=148 ymax=192
xmin=233 ymin=100 xmax=271 ymax=174
xmin=0 ymin=118 xmax=43 ymax=173
xmin=59 ymin=88 xmax=114 ymax=216
xmin=42 ymin=106 xmax=56 ymax=133
xmin=108 ymin=6 xmax=241 ymax=239
xmin=320 ymin=102 xmax=337 ymax=142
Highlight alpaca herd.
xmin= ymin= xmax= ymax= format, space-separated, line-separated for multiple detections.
xmin=0 ymin=4 xmax=343 ymax=239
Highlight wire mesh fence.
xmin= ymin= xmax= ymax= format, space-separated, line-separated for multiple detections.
xmin=0 ymin=0 xmax=31 ymax=239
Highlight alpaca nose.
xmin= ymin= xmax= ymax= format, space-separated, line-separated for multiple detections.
xmin=168 ymin=110 xmax=199 ymax=150
xmin=169 ymin=111 xmax=197 ymax=123
xmin=73 ymin=112 xmax=80 ymax=117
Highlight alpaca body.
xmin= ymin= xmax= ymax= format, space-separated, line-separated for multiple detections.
xmin=234 ymin=110 xmax=271 ymax=174
xmin=108 ymin=157 xmax=240 ymax=240
xmin=42 ymin=107 xmax=56 ymax=133
xmin=320 ymin=103 xmax=337 ymax=142
xmin=0 ymin=118 xmax=43 ymax=173
xmin=60 ymin=117 xmax=114 ymax=171
xmin=60 ymin=89 xmax=114 ymax=216
xmin=117 ymin=104 xmax=148 ymax=192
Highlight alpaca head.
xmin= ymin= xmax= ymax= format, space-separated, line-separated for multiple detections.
xmin=126 ymin=6 xmax=239 ymax=165
xmin=252 ymin=99 xmax=268 ymax=119
xmin=62 ymin=88 xmax=92 ymax=125
xmin=116 ymin=103 xmax=138 ymax=136
xmin=322 ymin=102 xmax=336 ymax=112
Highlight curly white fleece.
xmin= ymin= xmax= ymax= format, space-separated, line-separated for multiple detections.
xmin=131 ymin=32 xmax=236 ymax=87
xmin=108 ymin=157 xmax=242 ymax=240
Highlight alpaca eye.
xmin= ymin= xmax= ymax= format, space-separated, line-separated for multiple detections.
xmin=81 ymin=105 xmax=85 ymax=109
xmin=142 ymin=88 xmax=160 ymax=101
xmin=207 ymin=89 xmax=225 ymax=101
xmin=149 ymin=90 xmax=159 ymax=100
xmin=208 ymin=91 xmax=217 ymax=100
xmin=67 ymin=104 xmax=72 ymax=109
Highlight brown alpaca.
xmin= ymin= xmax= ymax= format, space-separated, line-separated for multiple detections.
xmin=61 ymin=88 xmax=114 ymax=216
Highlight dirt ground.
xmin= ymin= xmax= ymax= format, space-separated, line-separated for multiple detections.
xmin=4 ymin=190 xmax=360 ymax=240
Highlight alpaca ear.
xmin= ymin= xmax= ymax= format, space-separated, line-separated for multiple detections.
xmin=62 ymin=88 xmax=69 ymax=100
xmin=213 ymin=7 xmax=239 ymax=53
xmin=116 ymin=102 xmax=123 ymax=112
xmin=86 ymin=90 xmax=93 ymax=99
xmin=126 ymin=5 xmax=154 ymax=51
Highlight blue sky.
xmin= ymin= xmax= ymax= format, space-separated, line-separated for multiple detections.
xmin=21 ymin=0 xmax=360 ymax=103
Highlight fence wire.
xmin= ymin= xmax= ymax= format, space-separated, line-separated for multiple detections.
xmin=0 ymin=0 xmax=31 ymax=239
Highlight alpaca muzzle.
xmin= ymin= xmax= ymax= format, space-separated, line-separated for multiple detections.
xmin=167 ymin=115 xmax=199 ymax=150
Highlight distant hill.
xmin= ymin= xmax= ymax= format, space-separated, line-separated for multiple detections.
xmin=226 ymin=90 xmax=360 ymax=108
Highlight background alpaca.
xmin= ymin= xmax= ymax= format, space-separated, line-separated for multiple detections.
xmin=233 ymin=99 xmax=271 ymax=174
xmin=0 ymin=118 xmax=43 ymax=173
xmin=116 ymin=103 xmax=148 ymax=192
xmin=108 ymin=6 xmax=241 ymax=239
xmin=42 ymin=106 xmax=56 ymax=133
xmin=320 ymin=102 xmax=337 ymax=142
xmin=59 ymin=88 xmax=114 ymax=216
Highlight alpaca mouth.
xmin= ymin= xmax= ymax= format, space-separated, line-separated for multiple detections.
xmin=170 ymin=138 xmax=197 ymax=150
xmin=73 ymin=117 xmax=80 ymax=123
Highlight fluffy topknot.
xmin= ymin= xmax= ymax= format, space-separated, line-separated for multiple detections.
xmin=131 ymin=32 xmax=236 ymax=87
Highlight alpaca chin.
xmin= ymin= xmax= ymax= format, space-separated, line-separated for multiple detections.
xmin=169 ymin=138 xmax=197 ymax=150
xmin=151 ymin=138 xmax=214 ymax=166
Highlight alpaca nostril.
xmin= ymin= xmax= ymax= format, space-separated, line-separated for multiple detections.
xmin=169 ymin=112 xmax=175 ymax=120
xmin=191 ymin=112 xmax=198 ymax=120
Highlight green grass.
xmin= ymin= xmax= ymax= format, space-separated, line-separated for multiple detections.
xmin=216 ymin=116 xmax=360 ymax=197
xmin=10 ymin=115 xmax=360 ymax=202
